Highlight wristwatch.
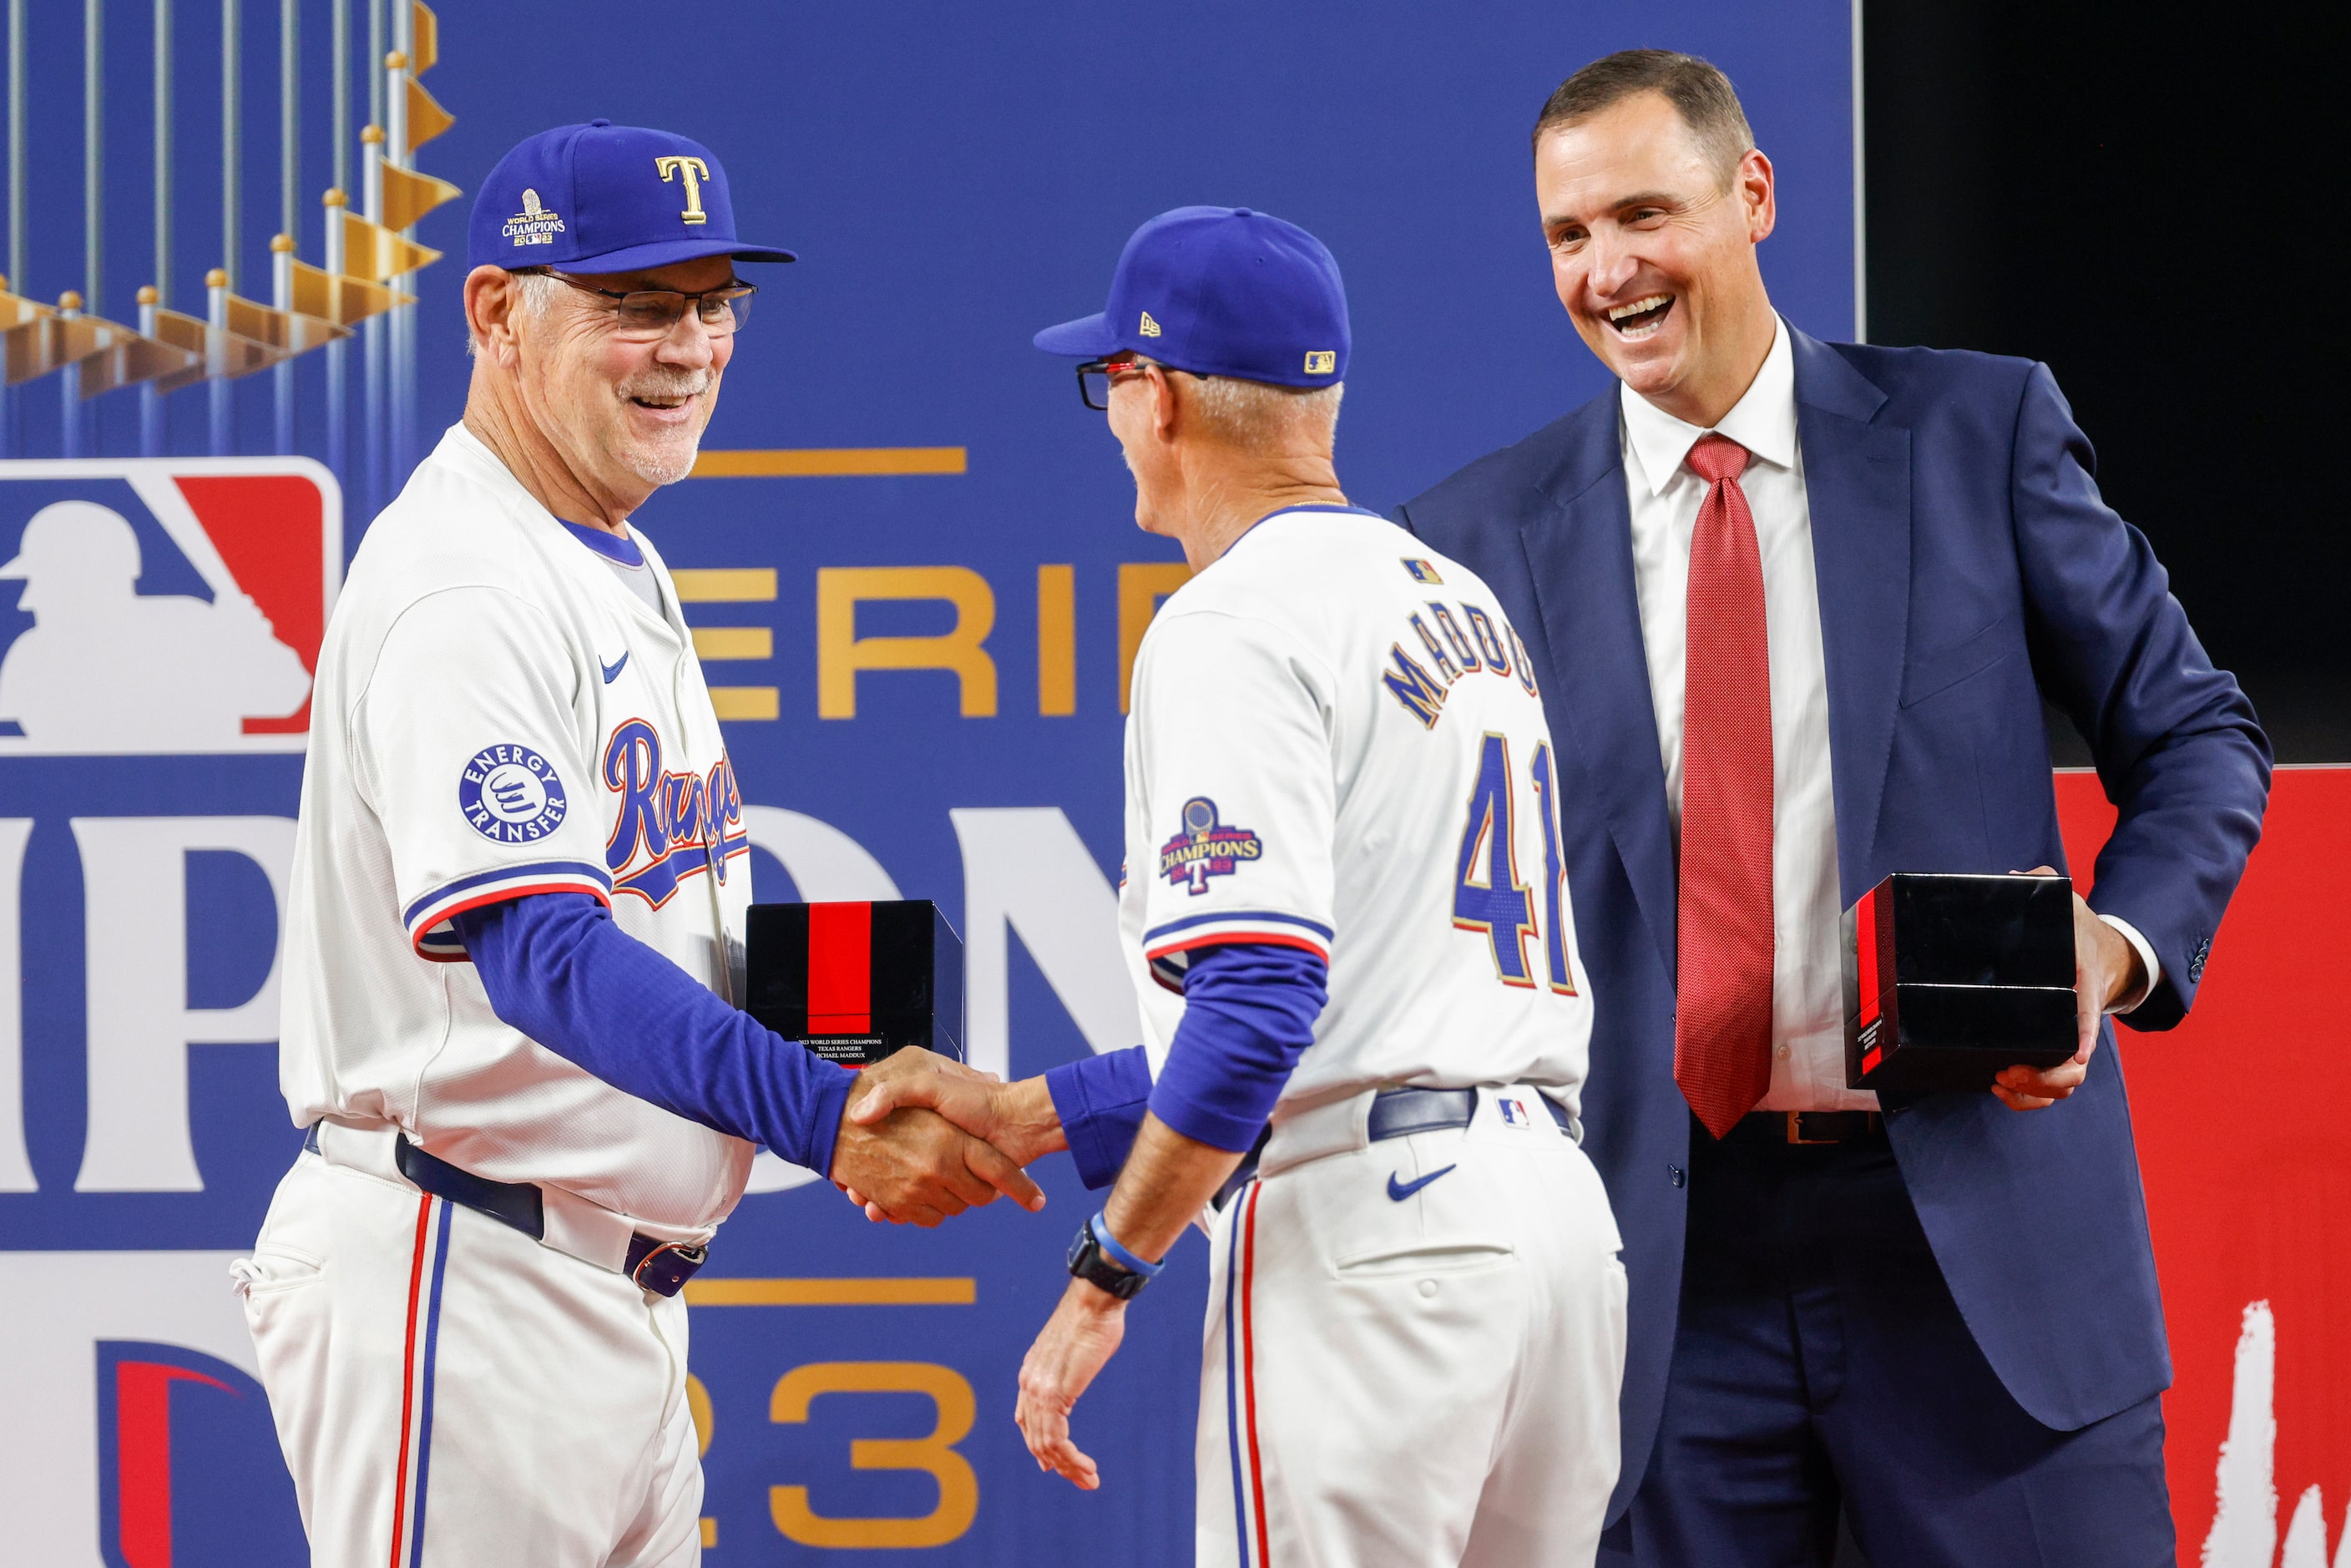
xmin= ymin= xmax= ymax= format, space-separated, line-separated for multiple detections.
xmin=1066 ymin=1212 xmax=1154 ymax=1300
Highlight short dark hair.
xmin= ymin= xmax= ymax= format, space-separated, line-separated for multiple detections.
xmin=1531 ymin=50 xmax=1755 ymax=183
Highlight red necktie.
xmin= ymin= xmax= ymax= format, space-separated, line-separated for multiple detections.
xmin=1676 ymin=433 xmax=1776 ymax=1140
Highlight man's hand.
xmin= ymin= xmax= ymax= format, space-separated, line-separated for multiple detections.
xmin=833 ymin=1050 xmax=1065 ymax=1223
xmin=850 ymin=1060 xmax=1067 ymax=1167
xmin=1014 ymin=1277 xmax=1128 ymax=1490
xmin=828 ymin=1051 xmax=1046 ymax=1225
xmin=1992 ymin=866 xmax=2146 ymax=1112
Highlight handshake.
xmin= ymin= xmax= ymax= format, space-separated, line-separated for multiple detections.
xmin=823 ymin=1048 xmax=1065 ymax=1225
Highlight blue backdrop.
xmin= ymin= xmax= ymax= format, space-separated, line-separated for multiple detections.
xmin=0 ymin=4 xmax=1855 ymax=1561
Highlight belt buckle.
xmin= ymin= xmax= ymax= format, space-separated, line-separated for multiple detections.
xmin=1786 ymin=1112 xmax=1838 ymax=1146
xmin=629 ymin=1239 xmax=709 ymax=1297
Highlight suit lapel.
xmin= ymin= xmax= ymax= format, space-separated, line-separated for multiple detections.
xmin=1517 ymin=399 xmax=1678 ymax=985
xmin=1792 ymin=331 xmax=1911 ymax=903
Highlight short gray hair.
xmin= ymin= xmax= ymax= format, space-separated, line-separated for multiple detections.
xmin=465 ymin=269 xmax=561 ymax=358
xmin=1150 ymin=357 xmax=1344 ymax=450
xmin=1531 ymin=50 xmax=1754 ymax=185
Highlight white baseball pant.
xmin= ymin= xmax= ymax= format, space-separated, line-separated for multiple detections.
xmin=1195 ymin=1083 xmax=1627 ymax=1567
xmin=235 ymin=1134 xmax=705 ymax=1567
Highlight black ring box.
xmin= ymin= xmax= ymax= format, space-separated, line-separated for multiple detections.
xmin=1842 ymin=873 xmax=2076 ymax=1093
xmin=744 ymin=901 xmax=964 ymax=1068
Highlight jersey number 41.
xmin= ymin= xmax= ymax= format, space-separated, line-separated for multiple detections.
xmin=1453 ymin=736 xmax=1576 ymax=994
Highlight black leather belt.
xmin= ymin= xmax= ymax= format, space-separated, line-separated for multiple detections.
xmin=1723 ymin=1110 xmax=1888 ymax=1148
xmin=305 ymin=1123 xmax=709 ymax=1297
xmin=1211 ymin=1087 xmax=1575 ymax=1211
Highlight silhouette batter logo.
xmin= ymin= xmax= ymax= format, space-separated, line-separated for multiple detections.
xmin=0 ymin=459 xmax=340 ymax=755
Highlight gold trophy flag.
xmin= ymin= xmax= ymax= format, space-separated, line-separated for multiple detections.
xmin=289 ymin=258 xmax=412 ymax=326
xmin=146 ymin=306 xmax=286 ymax=392
xmin=2 ymin=293 xmax=106 ymax=387
xmin=225 ymin=293 xmax=351 ymax=354
xmin=382 ymin=161 xmax=463 ymax=232
xmin=341 ymin=210 xmax=443 ymax=282
xmin=412 ymin=3 xmax=439 ymax=74
xmin=407 ymin=78 xmax=454 ymax=152
xmin=75 ymin=315 xmax=202 ymax=398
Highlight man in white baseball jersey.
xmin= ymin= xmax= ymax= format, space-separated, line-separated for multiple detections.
xmin=851 ymin=206 xmax=1630 ymax=1565
xmin=237 ymin=123 xmax=1039 ymax=1568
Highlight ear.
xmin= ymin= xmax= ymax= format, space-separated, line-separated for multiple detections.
xmin=464 ymin=266 xmax=526 ymax=367
xmin=1740 ymin=148 xmax=1777 ymax=245
xmin=1149 ymin=365 xmax=1184 ymax=443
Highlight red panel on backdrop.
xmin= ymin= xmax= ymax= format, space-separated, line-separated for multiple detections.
xmin=2055 ymin=766 xmax=2350 ymax=1565
xmin=171 ymin=475 xmax=326 ymax=736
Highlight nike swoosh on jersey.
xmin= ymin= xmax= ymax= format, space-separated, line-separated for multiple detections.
xmin=1386 ymin=1164 xmax=1458 ymax=1201
xmin=600 ymin=651 xmax=629 ymax=684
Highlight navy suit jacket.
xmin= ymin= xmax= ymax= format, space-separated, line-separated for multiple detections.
xmin=1396 ymin=328 xmax=2269 ymax=1521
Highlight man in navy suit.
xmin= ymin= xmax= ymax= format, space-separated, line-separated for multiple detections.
xmin=1396 ymin=50 xmax=2269 ymax=1567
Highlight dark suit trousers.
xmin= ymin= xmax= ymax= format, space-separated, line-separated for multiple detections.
xmin=1596 ymin=1126 xmax=2176 ymax=1568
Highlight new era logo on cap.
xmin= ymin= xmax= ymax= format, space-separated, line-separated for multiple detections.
xmin=469 ymin=120 xmax=796 ymax=275
xmin=1034 ymin=205 xmax=1351 ymax=389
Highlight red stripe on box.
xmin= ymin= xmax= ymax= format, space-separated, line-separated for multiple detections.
xmin=1856 ymin=883 xmax=1882 ymax=1029
xmin=807 ymin=902 xmax=872 ymax=1034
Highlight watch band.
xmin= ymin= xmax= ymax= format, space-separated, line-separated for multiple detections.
xmin=1066 ymin=1213 xmax=1153 ymax=1300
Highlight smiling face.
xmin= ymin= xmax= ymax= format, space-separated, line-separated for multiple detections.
xmin=1535 ymin=90 xmax=1778 ymax=427
xmin=513 ymin=255 xmax=736 ymax=498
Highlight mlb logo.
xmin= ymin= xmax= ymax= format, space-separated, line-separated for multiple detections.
xmin=0 ymin=458 xmax=341 ymax=755
xmin=1401 ymin=558 xmax=1443 ymax=585
xmin=1497 ymin=1096 xmax=1530 ymax=1127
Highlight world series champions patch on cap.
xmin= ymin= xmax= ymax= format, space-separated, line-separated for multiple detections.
xmin=468 ymin=120 xmax=796 ymax=274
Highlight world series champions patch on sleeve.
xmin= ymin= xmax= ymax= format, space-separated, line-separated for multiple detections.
xmin=1159 ymin=797 xmax=1264 ymax=894
xmin=458 ymin=744 xmax=570 ymax=842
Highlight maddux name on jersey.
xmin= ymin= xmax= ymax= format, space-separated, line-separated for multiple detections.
xmin=1380 ymin=596 xmax=1542 ymax=729
xmin=601 ymin=717 xmax=749 ymax=906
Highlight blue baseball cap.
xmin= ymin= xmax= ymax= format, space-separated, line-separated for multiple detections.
xmin=468 ymin=120 xmax=795 ymax=274
xmin=1034 ymin=206 xmax=1348 ymax=389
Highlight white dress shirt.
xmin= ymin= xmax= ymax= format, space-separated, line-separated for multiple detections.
xmin=1617 ymin=317 xmax=2153 ymax=1114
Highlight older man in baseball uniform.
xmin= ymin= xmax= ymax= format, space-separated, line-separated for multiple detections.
xmin=235 ymin=122 xmax=1040 ymax=1568
xmin=850 ymin=206 xmax=1632 ymax=1565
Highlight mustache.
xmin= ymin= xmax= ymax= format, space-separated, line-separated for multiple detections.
xmin=617 ymin=368 xmax=715 ymax=402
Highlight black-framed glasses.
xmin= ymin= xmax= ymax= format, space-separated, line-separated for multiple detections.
xmin=1076 ymin=354 xmax=1191 ymax=410
xmin=534 ymin=270 xmax=756 ymax=339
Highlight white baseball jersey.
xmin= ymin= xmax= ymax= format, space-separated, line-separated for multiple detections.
xmin=1120 ymin=504 xmax=1594 ymax=1120
xmin=279 ymin=422 xmax=755 ymax=1233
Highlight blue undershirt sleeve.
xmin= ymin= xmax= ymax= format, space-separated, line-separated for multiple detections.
xmin=451 ymin=892 xmax=852 ymax=1176
xmin=1146 ymin=941 xmax=1329 ymax=1156
xmin=1045 ymin=1048 xmax=1152 ymax=1191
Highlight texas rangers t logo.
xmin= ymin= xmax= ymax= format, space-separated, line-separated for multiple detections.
xmin=1158 ymin=796 xmax=1264 ymax=895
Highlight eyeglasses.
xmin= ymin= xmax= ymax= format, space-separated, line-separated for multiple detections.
xmin=1075 ymin=354 xmax=1191 ymax=411
xmin=534 ymin=270 xmax=756 ymax=339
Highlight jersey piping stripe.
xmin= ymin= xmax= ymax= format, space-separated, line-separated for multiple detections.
xmin=407 ymin=880 xmax=616 ymax=962
xmin=1144 ymin=908 xmax=1333 ymax=944
xmin=387 ymin=1194 xmax=435 ymax=1568
xmin=1240 ymin=1181 xmax=1274 ymax=1565
xmin=402 ymin=859 xmax=614 ymax=928
xmin=406 ymin=1206 xmax=456 ymax=1568
xmin=1221 ymin=1190 xmax=1253 ymax=1568
xmin=1145 ymin=930 xmax=1331 ymax=965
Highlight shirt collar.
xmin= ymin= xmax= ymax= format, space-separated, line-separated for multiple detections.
xmin=1619 ymin=314 xmax=1797 ymax=498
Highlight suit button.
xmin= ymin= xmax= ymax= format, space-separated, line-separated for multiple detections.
xmin=1669 ymin=1165 xmax=1686 ymax=1188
